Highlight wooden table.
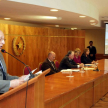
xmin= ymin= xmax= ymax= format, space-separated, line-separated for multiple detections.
xmin=44 ymin=59 xmax=108 ymax=108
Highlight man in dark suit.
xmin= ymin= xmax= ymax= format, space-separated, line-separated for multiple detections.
xmin=41 ymin=51 xmax=59 ymax=76
xmin=59 ymin=51 xmax=84 ymax=70
xmin=87 ymin=41 xmax=96 ymax=61
xmin=0 ymin=30 xmax=25 ymax=94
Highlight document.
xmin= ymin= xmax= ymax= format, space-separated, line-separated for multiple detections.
xmin=84 ymin=64 xmax=93 ymax=66
xmin=34 ymin=70 xmax=42 ymax=76
xmin=72 ymin=69 xmax=80 ymax=72
xmin=61 ymin=69 xmax=80 ymax=73
xmin=84 ymin=67 xmax=95 ymax=70
xmin=24 ymin=68 xmax=37 ymax=81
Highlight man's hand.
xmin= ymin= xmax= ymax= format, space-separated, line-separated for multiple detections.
xmin=79 ymin=63 xmax=84 ymax=68
xmin=90 ymin=54 xmax=93 ymax=57
xmin=91 ymin=60 xmax=95 ymax=64
xmin=10 ymin=79 xmax=25 ymax=88
xmin=19 ymin=75 xmax=27 ymax=80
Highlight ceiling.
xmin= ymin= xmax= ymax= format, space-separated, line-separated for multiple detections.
xmin=0 ymin=0 xmax=108 ymax=29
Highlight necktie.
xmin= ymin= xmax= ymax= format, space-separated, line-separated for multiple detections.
xmin=0 ymin=60 xmax=6 ymax=80
xmin=51 ymin=62 xmax=56 ymax=70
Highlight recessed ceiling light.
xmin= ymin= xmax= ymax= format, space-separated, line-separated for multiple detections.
xmin=79 ymin=16 xmax=86 ymax=18
xmin=71 ymin=28 xmax=77 ymax=30
xmin=71 ymin=28 xmax=74 ymax=30
xmin=90 ymin=23 xmax=96 ymax=25
xmin=55 ymin=25 xmax=59 ymax=27
xmin=34 ymin=16 xmax=62 ymax=20
xmin=4 ymin=18 xmax=11 ymax=20
xmin=90 ymin=20 xmax=95 ymax=22
xmin=35 ymin=16 xmax=58 ymax=19
xmin=50 ymin=9 xmax=58 ymax=12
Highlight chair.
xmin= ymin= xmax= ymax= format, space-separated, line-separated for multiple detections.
xmin=38 ymin=62 xmax=43 ymax=71
xmin=54 ymin=60 xmax=59 ymax=69
xmin=23 ymin=66 xmax=32 ymax=75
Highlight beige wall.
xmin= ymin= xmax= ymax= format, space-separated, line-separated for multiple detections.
xmin=85 ymin=29 xmax=105 ymax=54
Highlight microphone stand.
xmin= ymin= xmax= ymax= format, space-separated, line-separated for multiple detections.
xmin=4 ymin=51 xmax=35 ymax=79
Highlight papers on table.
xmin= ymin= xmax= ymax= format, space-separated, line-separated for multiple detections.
xmin=61 ymin=69 xmax=72 ymax=74
xmin=61 ymin=69 xmax=80 ymax=74
xmin=72 ymin=69 xmax=80 ymax=72
xmin=84 ymin=67 xmax=95 ymax=70
xmin=61 ymin=69 xmax=72 ymax=72
xmin=61 ymin=67 xmax=96 ymax=74
xmin=84 ymin=64 xmax=93 ymax=66
xmin=66 ymin=76 xmax=74 ymax=77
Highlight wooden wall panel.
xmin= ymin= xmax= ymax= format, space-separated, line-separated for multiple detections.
xmin=96 ymin=54 xmax=108 ymax=60
xmin=0 ymin=24 xmax=85 ymax=76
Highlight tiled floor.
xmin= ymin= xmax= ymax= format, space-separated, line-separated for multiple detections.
xmin=91 ymin=93 xmax=108 ymax=108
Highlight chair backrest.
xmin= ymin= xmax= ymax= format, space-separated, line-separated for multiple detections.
xmin=23 ymin=66 xmax=32 ymax=75
xmin=38 ymin=62 xmax=43 ymax=71
xmin=54 ymin=60 xmax=59 ymax=69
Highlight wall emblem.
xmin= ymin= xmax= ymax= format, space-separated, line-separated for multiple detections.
xmin=13 ymin=37 xmax=26 ymax=56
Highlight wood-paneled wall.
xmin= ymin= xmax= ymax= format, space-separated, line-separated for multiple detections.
xmin=96 ymin=54 xmax=108 ymax=60
xmin=0 ymin=24 xmax=85 ymax=76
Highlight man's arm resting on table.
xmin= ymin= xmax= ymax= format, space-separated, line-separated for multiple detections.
xmin=0 ymin=80 xmax=10 ymax=93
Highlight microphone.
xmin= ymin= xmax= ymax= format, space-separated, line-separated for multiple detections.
xmin=1 ymin=49 xmax=35 ymax=79
xmin=93 ymin=62 xmax=100 ymax=71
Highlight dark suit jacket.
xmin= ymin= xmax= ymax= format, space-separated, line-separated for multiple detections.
xmin=41 ymin=58 xmax=59 ymax=76
xmin=87 ymin=46 xmax=96 ymax=60
xmin=59 ymin=56 xmax=77 ymax=70
xmin=81 ymin=53 xmax=92 ymax=64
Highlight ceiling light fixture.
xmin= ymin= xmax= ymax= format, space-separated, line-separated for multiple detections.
xmin=79 ymin=16 xmax=86 ymax=18
xmin=35 ymin=16 xmax=58 ymax=19
xmin=90 ymin=23 xmax=96 ymax=25
xmin=50 ymin=9 xmax=58 ymax=12
xmin=90 ymin=20 xmax=95 ymax=22
xmin=71 ymin=28 xmax=77 ymax=30
xmin=55 ymin=25 xmax=59 ymax=27
xmin=44 ymin=16 xmax=57 ymax=19
xmin=4 ymin=18 xmax=11 ymax=20
xmin=71 ymin=28 xmax=74 ymax=30
xmin=34 ymin=16 xmax=62 ymax=20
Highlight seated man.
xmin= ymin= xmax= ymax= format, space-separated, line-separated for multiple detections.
xmin=0 ymin=30 xmax=26 ymax=94
xmin=41 ymin=51 xmax=59 ymax=76
xmin=59 ymin=51 xmax=84 ymax=70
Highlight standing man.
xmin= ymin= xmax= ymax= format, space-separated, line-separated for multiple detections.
xmin=0 ymin=30 xmax=25 ymax=94
xmin=87 ymin=41 xmax=96 ymax=61
xmin=41 ymin=51 xmax=59 ymax=76
xmin=59 ymin=51 xmax=84 ymax=70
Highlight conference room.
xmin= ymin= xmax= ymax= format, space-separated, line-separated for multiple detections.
xmin=0 ymin=0 xmax=108 ymax=108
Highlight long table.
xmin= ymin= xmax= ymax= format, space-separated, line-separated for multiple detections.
xmin=44 ymin=59 xmax=108 ymax=108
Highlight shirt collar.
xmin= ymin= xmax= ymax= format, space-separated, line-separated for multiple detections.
xmin=48 ymin=58 xmax=52 ymax=63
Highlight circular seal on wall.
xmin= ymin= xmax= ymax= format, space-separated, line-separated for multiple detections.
xmin=13 ymin=36 xmax=26 ymax=56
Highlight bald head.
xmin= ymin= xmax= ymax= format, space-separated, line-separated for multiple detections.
xmin=0 ymin=30 xmax=5 ymax=50
xmin=48 ymin=51 xmax=56 ymax=62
